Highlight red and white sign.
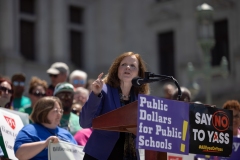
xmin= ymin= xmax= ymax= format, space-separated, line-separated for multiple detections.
xmin=168 ymin=153 xmax=196 ymax=160
xmin=0 ymin=109 xmax=24 ymax=160
xmin=168 ymin=155 xmax=183 ymax=160
xmin=4 ymin=115 xmax=16 ymax=129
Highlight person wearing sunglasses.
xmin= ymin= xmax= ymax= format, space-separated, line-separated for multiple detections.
xmin=69 ymin=70 xmax=88 ymax=88
xmin=0 ymin=78 xmax=14 ymax=159
xmin=14 ymin=96 xmax=77 ymax=160
xmin=19 ymin=77 xmax=47 ymax=120
xmin=0 ymin=78 xmax=13 ymax=109
xmin=46 ymin=62 xmax=69 ymax=96
xmin=11 ymin=73 xmax=31 ymax=111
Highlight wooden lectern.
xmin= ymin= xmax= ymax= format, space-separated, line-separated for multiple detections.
xmin=92 ymin=101 xmax=167 ymax=160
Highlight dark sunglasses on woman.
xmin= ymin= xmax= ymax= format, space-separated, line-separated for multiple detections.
xmin=31 ymin=91 xmax=46 ymax=97
xmin=0 ymin=86 xmax=13 ymax=94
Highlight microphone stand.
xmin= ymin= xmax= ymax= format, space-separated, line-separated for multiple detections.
xmin=144 ymin=72 xmax=182 ymax=100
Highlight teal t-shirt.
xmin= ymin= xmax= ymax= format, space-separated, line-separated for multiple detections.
xmin=13 ymin=96 xmax=31 ymax=111
xmin=60 ymin=113 xmax=82 ymax=136
xmin=19 ymin=106 xmax=33 ymax=116
xmin=19 ymin=106 xmax=33 ymax=123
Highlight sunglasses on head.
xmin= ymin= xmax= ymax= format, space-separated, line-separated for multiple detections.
xmin=0 ymin=86 xmax=13 ymax=94
xmin=49 ymin=74 xmax=58 ymax=78
xmin=13 ymin=81 xmax=25 ymax=87
xmin=31 ymin=91 xmax=46 ymax=97
xmin=72 ymin=79 xmax=85 ymax=85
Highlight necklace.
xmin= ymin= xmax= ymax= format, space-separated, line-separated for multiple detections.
xmin=119 ymin=93 xmax=130 ymax=100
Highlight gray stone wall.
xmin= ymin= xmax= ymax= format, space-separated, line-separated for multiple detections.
xmin=0 ymin=0 xmax=239 ymax=106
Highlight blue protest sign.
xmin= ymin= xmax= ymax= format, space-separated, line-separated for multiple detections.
xmin=136 ymin=94 xmax=190 ymax=155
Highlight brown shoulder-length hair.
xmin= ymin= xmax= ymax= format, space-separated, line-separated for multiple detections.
xmin=0 ymin=78 xmax=13 ymax=109
xmin=30 ymin=96 xmax=62 ymax=124
xmin=222 ymin=100 xmax=240 ymax=111
xmin=103 ymin=52 xmax=150 ymax=95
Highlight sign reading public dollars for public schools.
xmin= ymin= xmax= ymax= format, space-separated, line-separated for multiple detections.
xmin=136 ymin=94 xmax=190 ymax=155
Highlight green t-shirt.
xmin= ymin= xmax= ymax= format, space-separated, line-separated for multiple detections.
xmin=60 ymin=113 xmax=82 ymax=136
xmin=19 ymin=106 xmax=32 ymax=115
xmin=13 ymin=96 xmax=31 ymax=111
xmin=19 ymin=106 xmax=33 ymax=123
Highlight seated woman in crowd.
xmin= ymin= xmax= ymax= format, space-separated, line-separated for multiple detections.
xmin=0 ymin=78 xmax=13 ymax=160
xmin=14 ymin=96 xmax=77 ymax=160
xmin=0 ymin=78 xmax=13 ymax=109
xmin=19 ymin=76 xmax=47 ymax=118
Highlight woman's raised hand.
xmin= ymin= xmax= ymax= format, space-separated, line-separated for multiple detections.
xmin=92 ymin=73 xmax=104 ymax=96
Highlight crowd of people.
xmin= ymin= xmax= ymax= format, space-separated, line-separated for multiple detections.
xmin=0 ymin=51 xmax=239 ymax=160
xmin=0 ymin=61 xmax=92 ymax=160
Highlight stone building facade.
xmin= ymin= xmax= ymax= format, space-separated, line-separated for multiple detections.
xmin=0 ymin=0 xmax=239 ymax=106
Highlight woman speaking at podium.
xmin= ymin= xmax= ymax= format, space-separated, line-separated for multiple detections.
xmin=80 ymin=52 xmax=150 ymax=160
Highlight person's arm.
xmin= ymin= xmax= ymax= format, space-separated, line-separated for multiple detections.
xmin=80 ymin=73 xmax=104 ymax=128
xmin=15 ymin=136 xmax=58 ymax=160
xmin=80 ymin=91 xmax=103 ymax=128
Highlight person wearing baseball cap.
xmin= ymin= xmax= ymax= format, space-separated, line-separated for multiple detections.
xmin=46 ymin=62 xmax=69 ymax=96
xmin=53 ymin=82 xmax=82 ymax=135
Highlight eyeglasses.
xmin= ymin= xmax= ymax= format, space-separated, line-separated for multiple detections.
xmin=53 ymin=108 xmax=63 ymax=115
xmin=72 ymin=79 xmax=85 ymax=85
xmin=57 ymin=92 xmax=73 ymax=99
xmin=0 ymin=86 xmax=13 ymax=94
xmin=49 ymin=74 xmax=58 ymax=78
xmin=13 ymin=81 xmax=25 ymax=86
xmin=31 ymin=91 xmax=46 ymax=97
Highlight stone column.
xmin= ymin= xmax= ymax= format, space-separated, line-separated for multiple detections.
xmin=49 ymin=0 xmax=68 ymax=63
xmin=0 ymin=0 xmax=19 ymax=57
xmin=36 ymin=0 xmax=50 ymax=64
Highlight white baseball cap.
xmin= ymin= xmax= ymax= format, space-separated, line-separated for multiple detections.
xmin=46 ymin=62 xmax=69 ymax=75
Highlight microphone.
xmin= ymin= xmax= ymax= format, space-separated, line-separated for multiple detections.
xmin=131 ymin=77 xmax=159 ymax=87
xmin=132 ymin=72 xmax=182 ymax=100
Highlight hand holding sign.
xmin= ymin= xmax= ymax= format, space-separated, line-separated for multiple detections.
xmin=46 ymin=136 xmax=59 ymax=147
